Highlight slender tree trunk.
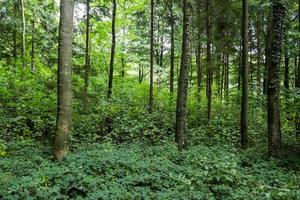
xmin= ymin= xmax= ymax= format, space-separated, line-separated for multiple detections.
xmin=267 ymin=0 xmax=285 ymax=157
xmin=31 ymin=20 xmax=35 ymax=72
xmin=240 ymin=0 xmax=249 ymax=149
xmin=196 ymin=42 xmax=202 ymax=101
xmin=175 ymin=0 xmax=192 ymax=151
xmin=107 ymin=0 xmax=117 ymax=99
xmin=264 ymin=10 xmax=272 ymax=95
xmin=13 ymin=0 xmax=18 ymax=68
xmin=238 ymin=43 xmax=242 ymax=91
xmin=296 ymin=0 xmax=300 ymax=135
xmin=121 ymin=57 xmax=125 ymax=79
xmin=54 ymin=0 xmax=75 ymax=161
xmin=169 ymin=0 xmax=175 ymax=94
xmin=21 ymin=0 xmax=26 ymax=68
xmin=149 ymin=0 xmax=154 ymax=112
xmin=284 ymin=50 xmax=289 ymax=90
xmin=206 ymin=0 xmax=212 ymax=121
xmin=83 ymin=0 xmax=90 ymax=112
xmin=225 ymin=53 xmax=229 ymax=101
xmin=159 ymin=35 xmax=164 ymax=67
xmin=169 ymin=0 xmax=175 ymax=93
xmin=256 ymin=10 xmax=262 ymax=92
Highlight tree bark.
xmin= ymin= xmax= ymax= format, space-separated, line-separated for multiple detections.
xmin=206 ymin=0 xmax=212 ymax=121
xmin=21 ymin=0 xmax=26 ymax=68
xmin=267 ymin=0 xmax=285 ymax=157
xmin=168 ymin=0 xmax=175 ymax=94
xmin=149 ymin=0 xmax=154 ymax=112
xmin=240 ymin=0 xmax=249 ymax=149
xmin=296 ymin=0 xmax=300 ymax=135
xmin=169 ymin=1 xmax=175 ymax=94
xmin=83 ymin=0 xmax=90 ymax=112
xmin=31 ymin=19 xmax=35 ymax=72
xmin=107 ymin=0 xmax=117 ymax=99
xmin=175 ymin=0 xmax=192 ymax=151
xmin=13 ymin=0 xmax=18 ymax=68
xmin=54 ymin=0 xmax=75 ymax=161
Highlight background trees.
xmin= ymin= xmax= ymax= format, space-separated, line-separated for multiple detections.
xmin=0 ymin=0 xmax=299 ymax=158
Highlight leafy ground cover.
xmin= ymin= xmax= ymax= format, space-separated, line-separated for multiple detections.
xmin=1 ymin=139 xmax=299 ymax=200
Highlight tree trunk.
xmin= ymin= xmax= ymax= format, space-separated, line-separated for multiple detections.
xmin=206 ymin=0 xmax=212 ymax=121
xmin=54 ymin=0 xmax=75 ymax=161
xmin=13 ymin=0 xmax=18 ymax=68
xmin=175 ymin=0 xmax=192 ymax=151
xmin=267 ymin=0 xmax=285 ymax=157
xmin=296 ymin=0 xmax=300 ymax=135
xmin=256 ymin=10 xmax=262 ymax=92
xmin=83 ymin=0 xmax=90 ymax=113
xmin=196 ymin=43 xmax=202 ymax=101
xmin=149 ymin=0 xmax=154 ymax=112
xmin=31 ymin=20 xmax=35 ymax=72
xmin=240 ymin=0 xmax=249 ymax=149
xmin=21 ymin=0 xmax=26 ymax=68
xmin=107 ymin=0 xmax=117 ymax=99
xmin=169 ymin=0 xmax=175 ymax=94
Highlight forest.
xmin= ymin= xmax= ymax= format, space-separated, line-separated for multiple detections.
xmin=0 ymin=0 xmax=300 ymax=199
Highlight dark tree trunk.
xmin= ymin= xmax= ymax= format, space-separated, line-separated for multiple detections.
xmin=54 ymin=0 xmax=75 ymax=161
xmin=83 ymin=0 xmax=90 ymax=113
xmin=21 ymin=0 xmax=25 ymax=68
xmin=264 ymin=10 xmax=272 ymax=95
xmin=175 ymin=0 xmax=192 ymax=151
xmin=240 ymin=0 xmax=249 ymax=149
xmin=13 ymin=0 xmax=18 ymax=68
xmin=267 ymin=0 xmax=285 ymax=157
xmin=168 ymin=0 xmax=175 ymax=93
xmin=196 ymin=43 xmax=202 ymax=101
xmin=296 ymin=0 xmax=300 ymax=135
xmin=121 ymin=57 xmax=125 ymax=79
xmin=256 ymin=10 xmax=262 ymax=92
xmin=284 ymin=49 xmax=289 ymax=90
xmin=107 ymin=0 xmax=117 ymax=99
xmin=31 ymin=20 xmax=35 ymax=72
xmin=206 ymin=0 xmax=212 ymax=121
xmin=149 ymin=0 xmax=154 ymax=112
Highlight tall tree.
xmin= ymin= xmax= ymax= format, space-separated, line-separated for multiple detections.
xmin=296 ymin=0 xmax=300 ymax=135
xmin=13 ymin=0 xmax=18 ymax=68
xmin=267 ymin=0 xmax=285 ymax=156
xmin=107 ymin=0 xmax=117 ymax=99
xmin=167 ymin=0 xmax=175 ymax=94
xmin=149 ymin=0 xmax=154 ymax=112
xmin=175 ymin=0 xmax=192 ymax=151
xmin=83 ymin=0 xmax=90 ymax=112
xmin=54 ymin=0 xmax=75 ymax=161
xmin=30 ymin=19 xmax=35 ymax=72
xmin=240 ymin=0 xmax=249 ymax=148
xmin=206 ymin=0 xmax=212 ymax=121
xmin=21 ymin=0 xmax=25 ymax=68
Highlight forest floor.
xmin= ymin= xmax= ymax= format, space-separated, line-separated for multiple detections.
xmin=1 ymin=139 xmax=300 ymax=200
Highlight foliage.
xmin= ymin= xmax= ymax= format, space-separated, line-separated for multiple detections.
xmin=0 ymin=140 xmax=300 ymax=200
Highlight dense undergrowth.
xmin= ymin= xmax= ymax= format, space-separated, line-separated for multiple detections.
xmin=0 ymin=140 xmax=300 ymax=200
xmin=1 ymin=69 xmax=300 ymax=199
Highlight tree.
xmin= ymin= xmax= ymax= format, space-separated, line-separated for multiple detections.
xmin=296 ymin=0 xmax=300 ymax=135
xmin=240 ymin=0 xmax=249 ymax=148
xmin=54 ymin=0 xmax=75 ymax=161
xmin=149 ymin=0 xmax=154 ymax=112
xmin=107 ymin=0 xmax=117 ymax=99
xmin=267 ymin=0 xmax=285 ymax=157
xmin=83 ymin=0 xmax=90 ymax=112
xmin=167 ymin=0 xmax=175 ymax=94
xmin=21 ymin=0 xmax=25 ymax=68
xmin=206 ymin=0 xmax=212 ymax=121
xmin=175 ymin=0 xmax=192 ymax=151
